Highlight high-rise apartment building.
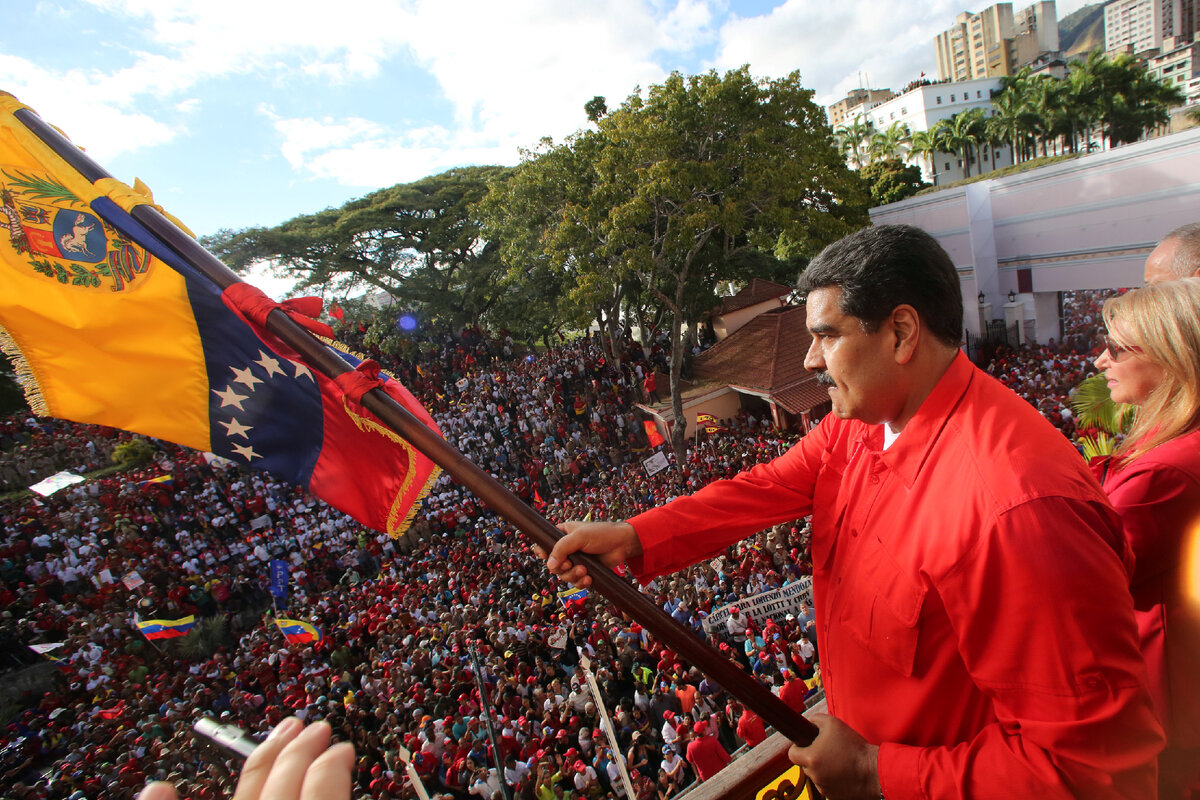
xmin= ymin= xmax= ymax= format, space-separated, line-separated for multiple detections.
xmin=1105 ymin=0 xmax=1199 ymax=55
xmin=935 ymin=1 xmax=1061 ymax=81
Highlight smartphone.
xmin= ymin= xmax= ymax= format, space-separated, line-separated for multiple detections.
xmin=193 ymin=717 xmax=260 ymax=760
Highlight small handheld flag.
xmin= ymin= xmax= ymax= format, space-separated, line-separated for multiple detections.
xmin=136 ymin=616 xmax=195 ymax=640
xmin=274 ymin=618 xmax=322 ymax=645
xmin=557 ymin=586 xmax=589 ymax=604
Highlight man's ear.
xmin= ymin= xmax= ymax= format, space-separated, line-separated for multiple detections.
xmin=890 ymin=305 xmax=920 ymax=364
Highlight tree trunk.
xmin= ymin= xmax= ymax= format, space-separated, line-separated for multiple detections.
xmin=629 ymin=301 xmax=653 ymax=360
xmin=668 ymin=308 xmax=688 ymax=464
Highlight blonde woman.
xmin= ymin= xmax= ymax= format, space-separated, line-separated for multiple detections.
xmin=1094 ymin=277 xmax=1200 ymax=800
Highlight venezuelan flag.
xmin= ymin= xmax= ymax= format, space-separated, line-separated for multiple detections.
xmin=0 ymin=94 xmax=440 ymax=535
xmin=557 ymin=586 xmax=588 ymax=604
xmin=275 ymin=618 xmax=322 ymax=645
xmin=136 ymin=616 xmax=196 ymax=640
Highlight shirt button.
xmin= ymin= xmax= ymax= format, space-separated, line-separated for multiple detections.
xmin=870 ymin=474 xmax=879 ymax=484
xmin=850 ymin=529 xmax=858 ymax=538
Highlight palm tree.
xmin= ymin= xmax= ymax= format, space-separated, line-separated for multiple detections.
xmin=835 ymin=114 xmax=875 ymax=168
xmin=867 ymin=122 xmax=911 ymax=163
xmin=1065 ymin=52 xmax=1104 ymax=152
xmin=1187 ymin=106 xmax=1200 ymax=126
xmin=1093 ymin=52 xmax=1185 ymax=147
xmin=939 ymin=109 xmax=986 ymax=179
xmin=908 ymin=129 xmax=940 ymax=186
xmin=987 ymin=87 xmax=1029 ymax=166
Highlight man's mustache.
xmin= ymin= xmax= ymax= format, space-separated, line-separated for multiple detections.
xmin=814 ymin=372 xmax=835 ymax=387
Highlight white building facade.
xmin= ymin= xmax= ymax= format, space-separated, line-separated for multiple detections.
xmin=854 ymin=78 xmax=1013 ymax=185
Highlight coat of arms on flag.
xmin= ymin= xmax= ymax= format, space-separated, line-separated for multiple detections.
xmin=1 ymin=172 xmax=152 ymax=292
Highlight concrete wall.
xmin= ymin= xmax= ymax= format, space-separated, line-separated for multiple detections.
xmin=870 ymin=126 xmax=1200 ymax=340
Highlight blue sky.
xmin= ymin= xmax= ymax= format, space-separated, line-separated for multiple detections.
xmin=3 ymin=0 xmax=1092 ymax=292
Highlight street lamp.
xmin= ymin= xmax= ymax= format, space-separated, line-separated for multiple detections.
xmin=978 ymin=291 xmax=985 ymax=306
xmin=1007 ymin=290 xmax=1016 ymax=303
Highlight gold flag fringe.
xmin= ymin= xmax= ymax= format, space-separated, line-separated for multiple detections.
xmin=0 ymin=321 xmax=49 ymax=415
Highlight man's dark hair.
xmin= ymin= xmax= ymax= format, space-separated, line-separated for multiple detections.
xmin=799 ymin=224 xmax=963 ymax=347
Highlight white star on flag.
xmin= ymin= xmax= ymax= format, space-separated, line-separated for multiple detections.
xmin=230 ymin=365 xmax=263 ymax=390
xmin=219 ymin=418 xmax=253 ymax=439
xmin=230 ymin=442 xmax=261 ymax=461
xmin=255 ymin=350 xmax=286 ymax=378
xmin=292 ymin=361 xmax=314 ymax=381
xmin=213 ymin=386 xmax=249 ymax=411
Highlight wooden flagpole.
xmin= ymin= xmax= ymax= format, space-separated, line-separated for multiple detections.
xmin=13 ymin=104 xmax=819 ymax=748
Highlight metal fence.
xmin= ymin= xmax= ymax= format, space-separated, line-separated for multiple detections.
xmin=964 ymin=319 xmax=1019 ymax=364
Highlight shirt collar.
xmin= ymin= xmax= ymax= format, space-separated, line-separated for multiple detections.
xmin=877 ymin=350 xmax=974 ymax=489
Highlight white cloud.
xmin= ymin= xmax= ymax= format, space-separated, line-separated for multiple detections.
xmin=713 ymin=0 xmax=961 ymax=105
xmin=0 ymin=54 xmax=177 ymax=159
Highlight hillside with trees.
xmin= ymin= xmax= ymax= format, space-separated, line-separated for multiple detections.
xmin=1060 ymin=2 xmax=1108 ymax=58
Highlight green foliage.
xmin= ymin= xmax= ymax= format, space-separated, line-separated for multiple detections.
xmin=1072 ymin=374 xmax=1134 ymax=457
xmin=1 ymin=170 xmax=83 ymax=206
xmin=859 ymin=158 xmax=928 ymax=206
xmin=0 ymin=352 xmax=26 ymax=416
xmin=166 ymin=616 xmax=229 ymax=660
xmin=202 ymin=166 xmax=512 ymax=330
xmin=482 ymin=66 xmax=868 ymax=457
xmin=986 ymin=52 xmax=1185 ymax=163
xmin=584 ymin=96 xmax=608 ymax=123
xmin=111 ymin=438 xmax=155 ymax=466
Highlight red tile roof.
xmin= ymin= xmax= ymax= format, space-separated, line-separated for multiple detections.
xmin=693 ymin=304 xmax=829 ymax=414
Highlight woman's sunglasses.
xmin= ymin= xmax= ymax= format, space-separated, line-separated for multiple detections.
xmin=1104 ymin=335 xmax=1142 ymax=360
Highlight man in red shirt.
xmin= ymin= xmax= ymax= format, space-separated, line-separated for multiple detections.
xmin=544 ymin=225 xmax=1163 ymax=800
xmin=683 ymin=719 xmax=731 ymax=781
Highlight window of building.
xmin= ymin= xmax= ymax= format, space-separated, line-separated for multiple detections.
xmin=937 ymin=96 xmax=942 ymax=104
xmin=950 ymin=93 xmax=956 ymax=101
xmin=945 ymin=162 xmax=951 ymax=170
xmin=977 ymin=90 xmax=982 ymax=98
xmin=901 ymin=107 xmax=907 ymax=114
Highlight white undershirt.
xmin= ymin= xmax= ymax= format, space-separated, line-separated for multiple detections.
xmin=882 ymin=425 xmax=901 ymax=450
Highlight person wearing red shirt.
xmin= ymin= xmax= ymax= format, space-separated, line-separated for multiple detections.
xmin=683 ymin=720 xmax=730 ymax=781
xmin=545 ymin=226 xmax=1162 ymax=800
xmin=1093 ymin=280 xmax=1200 ymax=800
xmin=734 ymin=704 xmax=766 ymax=748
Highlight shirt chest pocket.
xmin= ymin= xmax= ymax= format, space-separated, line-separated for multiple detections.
xmin=839 ymin=537 xmax=926 ymax=678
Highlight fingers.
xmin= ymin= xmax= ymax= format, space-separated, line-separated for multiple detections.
xmin=300 ymin=741 xmax=356 ymax=800
xmin=136 ymin=782 xmax=179 ymax=800
xmin=233 ymin=716 xmax=304 ymax=800
xmin=546 ymin=523 xmax=593 ymax=587
xmin=257 ymin=720 xmax=336 ymax=800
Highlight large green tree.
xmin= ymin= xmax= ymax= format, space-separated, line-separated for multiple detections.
xmin=860 ymin=158 xmax=928 ymax=206
xmin=204 ymin=166 xmax=511 ymax=330
xmin=488 ymin=66 xmax=868 ymax=458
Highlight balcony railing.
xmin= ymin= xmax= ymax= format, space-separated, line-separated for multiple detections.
xmin=673 ymin=695 xmax=827 ymax=800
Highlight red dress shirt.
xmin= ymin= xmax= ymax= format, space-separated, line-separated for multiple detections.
xmin=630 ymin=352 xmax=1162 ymax=800
xmin=1100 ymin=428 xmax=1200 ymax=799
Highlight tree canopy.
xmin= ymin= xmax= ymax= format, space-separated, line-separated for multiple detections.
xmin=203 ymin=165 xmax=511 ymax=330
xmin=480 ymin=66 xmax=868 ymax=457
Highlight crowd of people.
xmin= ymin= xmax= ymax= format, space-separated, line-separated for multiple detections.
xmin=0 ymin=327 xmax=823 ymax=800
xmin=0 ymin=286 xmax=1127 ymax=800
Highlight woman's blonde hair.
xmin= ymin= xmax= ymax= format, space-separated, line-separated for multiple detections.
xmin=1103 ymin=277 xmax=1200 ymax=465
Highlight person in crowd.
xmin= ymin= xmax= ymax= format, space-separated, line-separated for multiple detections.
xmin=543 ymin=225 xmax=1163 ymax=799
xmin=1093 ymin=279 xmax=1200 ymax=800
